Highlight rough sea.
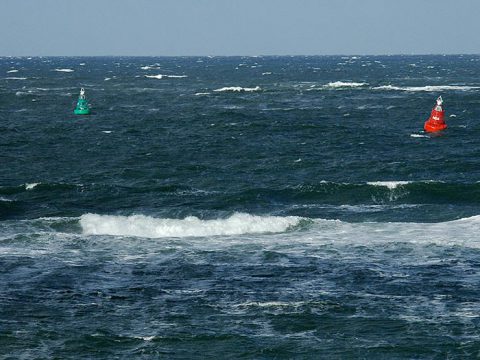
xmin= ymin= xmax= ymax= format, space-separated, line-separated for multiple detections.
xmin=1 ymin=55 xmax=480 ymax=359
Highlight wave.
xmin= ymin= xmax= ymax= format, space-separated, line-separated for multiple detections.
xmin=140 ymin=64 xmax=160 ymax=70
xmin=6 ymin=69 xmax=18 ymax=73
xmin=25 ymin=183 xmax=40 ymax=190
xmin=225 ymin=181 xmax=480 ymax=205
xmin=12 ymin=213 xmax=480 ymax=249
xmin=54 ymin=68 xmax=74 ymax=72
xmin=80 ymin=212 xmax=303 ymax=238
xmin=324 ymin=81 xmax=368 ymax=89
xmin=0 ymin=182 xmax=81 ymax=196
xmin=145 ymin=74 xmax=187 ymax=79
xmin=214 ymin=86 xmax=261 ymax=92
xmin=6 ymin=77 xmax=27 ymax=80
xmin=367 ymin=181 xmax=412 ymax=190
xmin=373 ymin=85 xmax=480 ymax=92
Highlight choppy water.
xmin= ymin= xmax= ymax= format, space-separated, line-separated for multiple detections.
xmin=1 ymin=55 xmax=480 ymax=358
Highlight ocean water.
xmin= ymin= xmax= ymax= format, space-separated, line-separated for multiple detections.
xmin=1 ymin=55 xmax=480 ymax=359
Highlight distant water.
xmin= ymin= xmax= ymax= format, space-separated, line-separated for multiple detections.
xmin=1 ymin=55 xmax=480 ymax=358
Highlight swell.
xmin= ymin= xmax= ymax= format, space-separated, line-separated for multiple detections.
xmin=222 ymin=181 xmax=480 ymax=205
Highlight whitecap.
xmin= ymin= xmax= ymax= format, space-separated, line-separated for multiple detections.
xmin=133 ymin=336 xmax=156 ymax=341
xmin=367 ymin=181 xmax=411 ymax=189
xmin=373 ymin=85 xmax=480 ymax=92
xmin=145 ymin=74 xmax=187 ymax=79
xmin=6 ymin=69 xmax=18 ymax=73
xmin=25 ymin=183 xmax=40 ymax=190
xmin=410 ymin=134 xmax=428 ymax=138
xmin=323 ymin=81 xmax=368 ymax=89
xmin=6 ymin=77 xmax=27 ymax=80
xmin=54 ymin=68 xmax=74 ymax=72
xmin=194 ymin=92 xmax=210 ymax=96
xmin=80 ymin=212 xmax=302 ymax=238
xmin=213 ymin=86 xmax=261 ymax=92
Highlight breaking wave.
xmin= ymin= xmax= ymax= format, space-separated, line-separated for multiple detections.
xmin=145 ymin=74 xmax=187 ymax=79
xmin=80 ymin=213 xmax=303 ymax=238
xmin=54 ymin=68 xmax=75 ymax=73
xmin=214 ymin=86 xmax=261 ymax=92
xmin=367 ymin=181 xmax=412 ymax=190
xmin=324 ymin=81 xmax=368 ymax=89
xmin=373 ymin=85 xmax=480 ymax=92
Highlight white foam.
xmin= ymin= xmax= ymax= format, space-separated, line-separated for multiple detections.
xmin=6 ymin=69 xmax=18 ymax=73
xmin=133 ymin=336 xmax=155 ymax=341
xmin=213 ymin=86 xmax=261 ymax=92
xmin=145 ymin=74 xmax=164 ymax=79
xmin=373 ymin=85 xmax=480 ymax=92
xmin=367 ymin=181 xmax=411 ymax=189
xmin=308 ymin=215 xmax=480 ymax=248
xmin=140 ymin=65 xmax=160 ymax=70
xmin=410 ymin=134 xmax=428 ymax=138
xmin=145 ymin=74 xmax=187 ymax=79
xmin=102 ymin=131 xmax=113 ymax=134
xmin=194 ymin=92 xmax=210 ymax=96
xmin=324 ymin=81 xmax=368 ymax=88
xmin=54 ymin=68 xmax=74 ymax=72
xmin=80 ymin=213 xmax=302 ymax=238
xmin=25 ymin=183 xmax=40 ymax=190
xmin=6 ymin=77 xmax=27 ymax=80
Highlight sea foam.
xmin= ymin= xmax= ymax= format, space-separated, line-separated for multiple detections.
xmin=324 ymin=81 xmax=368 ymax=88
xmin=213 ymin=86 xmax=261 ymax=92
xmin=367 ymin=181 xmax=411 ymax=189
xmin=80 ymin=213 xmax=302 ymax=238
xmin=145 ymin=74 xmax=187 ymax=79
xmin=373 ymin=85 xmax=480 ymax=92
xmin=54 ymin=68 xmax=74 ymax=72
xmin=25 ymin=183 xmax=40 ymax=190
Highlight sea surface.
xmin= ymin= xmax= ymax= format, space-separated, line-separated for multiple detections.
xmin=1 ymin=55 xmax=480 ymax=359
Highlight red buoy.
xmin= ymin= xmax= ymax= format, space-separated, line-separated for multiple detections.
xmin=424 ymin=96 xmax=447 ymax=133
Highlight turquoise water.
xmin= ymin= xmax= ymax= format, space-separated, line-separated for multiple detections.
xmin=1 ymin=55 xmax=480 ymax=358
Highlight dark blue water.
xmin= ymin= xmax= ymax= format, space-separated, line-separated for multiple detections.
xmin=1 ymin=55 xmax=480 ymax=358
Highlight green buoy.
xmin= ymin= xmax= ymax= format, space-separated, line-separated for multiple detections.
xmin=74 ymin=88 xmax=90 ymax=115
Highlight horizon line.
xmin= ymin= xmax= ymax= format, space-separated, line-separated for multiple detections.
xmin=1 ymin=53 xmax=479 ymax=58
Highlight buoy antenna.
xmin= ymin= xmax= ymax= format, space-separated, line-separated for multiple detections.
xmin=436 ymin=96 xmax=443 ymax=106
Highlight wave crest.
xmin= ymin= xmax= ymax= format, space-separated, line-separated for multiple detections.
xmin=145 ymin=74 xmax=187 ymax=79
xmin=324 ymin=81 xmax=368 ymax=88
xmin=373 ymin=85 xmax=480 ymax=92
xmin=214 ymin=86 xmax=261 ymax=92
xmin=80 ymin=213 xmax=302 ymax=238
